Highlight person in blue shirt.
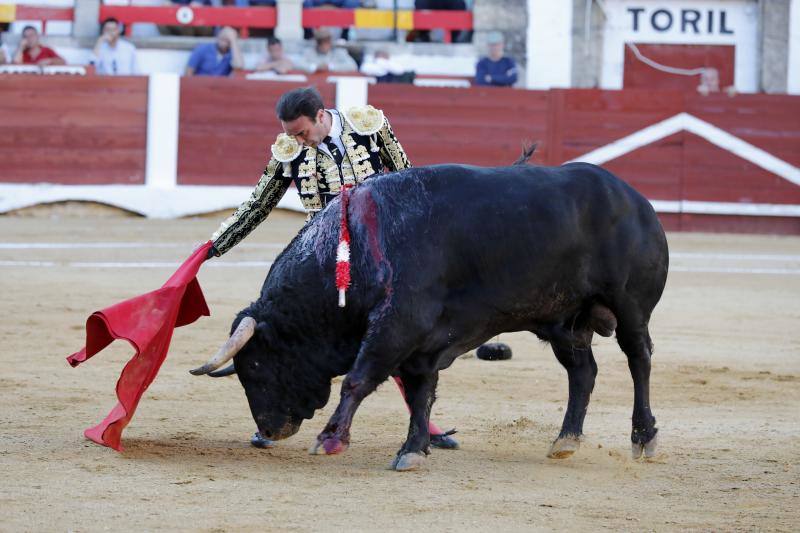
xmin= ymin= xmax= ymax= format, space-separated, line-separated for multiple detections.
xmin=475 ymin=31 xmax=518 ymax=87
xmin=186 ymin=26 xmax=243 ymax=77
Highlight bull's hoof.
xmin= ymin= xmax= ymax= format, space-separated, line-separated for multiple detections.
xmin=309 ymin=437 xmax=348 ymax=455
xmin=547 ymin=435 xmax=581 ymax=459
xmin=631 ymin=433 xmax=658 ymax=459
xmin=391 ymin=452 xmax=427 ymax=472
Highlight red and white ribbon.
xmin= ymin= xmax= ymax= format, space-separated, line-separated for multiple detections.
xmin=336 ymin=185 xmax=353 ymax=307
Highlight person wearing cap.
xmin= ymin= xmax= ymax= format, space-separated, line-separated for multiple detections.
xmin=301 ymin=28 xmax=357 ymax=73
xmin=475 ymin=31 xmax=518 ymax=87
xmin=205 ymin=86 xmax=461 ymax=452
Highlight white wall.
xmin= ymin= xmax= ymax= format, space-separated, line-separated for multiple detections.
xmin=526 ymin=0 xmax=573 ymax=89
xmin=789 ymin=0 xmax=800 ymax=94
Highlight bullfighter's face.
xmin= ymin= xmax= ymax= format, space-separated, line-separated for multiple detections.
xmin=281 ymin=108 xmax=328 ymax=148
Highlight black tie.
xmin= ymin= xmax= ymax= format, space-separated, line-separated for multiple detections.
xmin=323 ymin=135 xmax=344 ymax=166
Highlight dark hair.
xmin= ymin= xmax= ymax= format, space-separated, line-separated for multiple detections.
xmin=275 ymin=87 xmax=324 ymax=122
xmin=267 ymin=37 xmax=281 ymax=47
xmin=101 ymin=17 xmax=120 ymax=29
xmin=22 ymin=25 xmax=37 ymax=34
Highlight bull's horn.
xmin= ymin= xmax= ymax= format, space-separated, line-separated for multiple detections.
xmin=189 ymin=317 xmax=256 ymax=376
xmin=207 ymin=363 xmax=237 ymax=377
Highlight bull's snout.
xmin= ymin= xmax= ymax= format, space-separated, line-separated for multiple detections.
xmin=255 ymin=415 xmax=302 ymax=441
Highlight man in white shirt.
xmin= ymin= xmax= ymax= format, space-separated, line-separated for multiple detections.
xmin=301 ymin=28 xmax=357 ymax=74
xmin=92 ymin=17 xmax=138 ymax=75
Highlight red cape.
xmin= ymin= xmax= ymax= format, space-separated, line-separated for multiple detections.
xmin=67 ymin=242 xmax=212 ymax=451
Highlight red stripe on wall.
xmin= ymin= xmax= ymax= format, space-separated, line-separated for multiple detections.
xmin=412 ymin=10 xmax=472 ymax=30
xmin=99 ymin=6 xmax=276 ymax=28
xmin=302 ymin=8 xmax=355 ymax=28
xmin=16 ymin=6 xmax=74 ymax=21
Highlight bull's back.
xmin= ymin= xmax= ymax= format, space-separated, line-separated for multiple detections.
xmin=357 ymin=163 xmax=667 ymax=315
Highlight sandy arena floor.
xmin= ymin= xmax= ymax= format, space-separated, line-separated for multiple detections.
xmin=1 ymin=209 xmax=798 ymax=532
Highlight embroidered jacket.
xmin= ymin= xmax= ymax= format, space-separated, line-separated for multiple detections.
xmin=210 ymin=105 xmax=411 ymax=256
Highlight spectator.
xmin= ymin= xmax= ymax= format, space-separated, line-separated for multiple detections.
xmin=92 ymin=18 xmax=138 ymax=75
xmin=302 ymin=27 xmax=357 ymax=73
xmin=360 ymin=49 xmax=414 ymax=83
xmin=13 ymin=26 xmax=66 ymax=66
xmin=256 ymin=37 xmax=294 ymax=74
xmin=475 ymin=31 xmax=517 ymax=87
xmin=186 ymin=26 xmax=243 ymax=76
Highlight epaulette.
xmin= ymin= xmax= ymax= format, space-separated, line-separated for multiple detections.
xmin=343 ymin=105 xmax=385 ymax=136
xmin=271 ymin=133 xmax=302 ymax=162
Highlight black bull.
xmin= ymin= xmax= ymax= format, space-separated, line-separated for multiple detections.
xmin=192 ymin=161 xmax=669 ymax=470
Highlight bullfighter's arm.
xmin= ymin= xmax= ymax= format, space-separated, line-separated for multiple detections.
xmin=210 ymin=158 xmax=290 ymax=257
xmin=377 ymin=116 xmax=412 ymax=171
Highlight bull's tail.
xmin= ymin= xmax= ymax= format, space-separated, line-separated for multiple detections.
xmin=513 ymin=143 xmax=538 ymax=166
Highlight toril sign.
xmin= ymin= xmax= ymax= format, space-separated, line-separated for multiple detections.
xmin=600 ymin=1 xmax=759 ymax=92
xmin=626 ymin=6 xmax=734 ymax=35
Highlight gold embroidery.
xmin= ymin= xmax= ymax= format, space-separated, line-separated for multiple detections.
xmin=271 ymin=133 xmax=302 ymax=162
xmin=343 ymin=105 xmax=384 ymax=136
xmin=301 ymin=195 xmax=322 ymax=211
xmin=377 ymin=117 xmax=412 ymax=171
xmin=211 ymin=158 xmax=290 ymax=255
xmin=300 ymin=177 xmax=318 ymax=195
xmin=298 ymin=160 xmax=315 ymax=178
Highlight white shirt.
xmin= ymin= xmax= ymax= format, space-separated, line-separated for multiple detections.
xmin=0 ymin=44 xmax=10 ymax=64
xmin=318 ymin=109 xmax=346 ymax=160
xmin=93 ymin=39 xmax=138 ymax=76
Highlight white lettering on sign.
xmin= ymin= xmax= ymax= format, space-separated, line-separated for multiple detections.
xmin=626 ymin=6 xmax=734 ymax=35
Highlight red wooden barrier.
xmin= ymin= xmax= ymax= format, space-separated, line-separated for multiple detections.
xmin=0 ymin=76 xmax=147 ymax=185
xmin=177 ymin=77 xmax=335 ymax=186
xmin=1 ymin=75 xmax=797 ymax=234
xmin=369 ymin=85 xmax=549 ymax=168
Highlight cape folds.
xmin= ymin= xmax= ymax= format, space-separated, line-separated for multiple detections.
xmin=67 ymin=242 xmax=213 ymax=451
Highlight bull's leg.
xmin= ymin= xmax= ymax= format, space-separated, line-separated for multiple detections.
xmin=392 ymin=376 xmax=459 ymax=449
xmin=548 ymin=342 xmax=598 ymax=459
xmin=309 ymin=333 xmax=407 ymax=456
xmin=391 ymin=370 xmax=438 ymax=471
xmin=309 ymin=371 xmax=385 ymax=455
xmin=617 ymin=323 xmax=658 ymax=458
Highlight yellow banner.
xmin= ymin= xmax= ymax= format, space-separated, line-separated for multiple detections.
xmin=354 ymin=9 xmax=413 ymax=30
xmin=0 ymin=4 xmax=17 ymax=23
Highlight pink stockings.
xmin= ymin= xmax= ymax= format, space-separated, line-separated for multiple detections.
xmin=392 ymin=376 xmax=444 ymax=436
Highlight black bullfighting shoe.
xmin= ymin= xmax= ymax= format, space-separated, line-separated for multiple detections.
xmin=430 ymin=429 xmax=459 ymax=450
xmin=250 ymin=431 xmax=276 ymax=449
